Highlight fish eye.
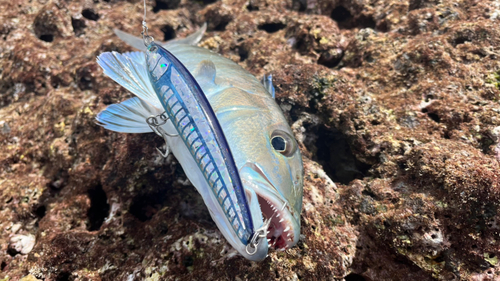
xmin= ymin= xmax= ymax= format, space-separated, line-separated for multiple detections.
xmin=149 ymin=45 xmax=158 ymax=52
xmin=270 ymin=130 xmax=297 ymax=157
xmin=271 ymin=136 xmax=286 ymax=152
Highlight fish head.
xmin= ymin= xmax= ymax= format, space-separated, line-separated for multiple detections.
xmin=214 ymin=90 xmax=304 ymax=258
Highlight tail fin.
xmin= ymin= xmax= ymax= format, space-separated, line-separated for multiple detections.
xmin=97 ymin=51 xmax=162 ymax=109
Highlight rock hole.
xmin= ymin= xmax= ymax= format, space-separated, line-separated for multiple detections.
xmin=161 ymin=25 xmax=176 ymax=41
xmin=129 ymin=191 xmax=166 ymax=222
xmin=330 ymin=6 xmax=376 ymax=30
xmin=306 ymin=125 xmax=371 ymax=184
xmin=213 ymin=19 xmax=230 ymax=31
xmin=330 ymin=6 xmax=352 ymax=23
xmin=82 ymin=8 xmax=99 ymax=21
xmin=258 ymin=22 xmax=286 ymax=33
xmin=421 ymin=108 xmax=440 ymax=123
xmin=434 ymin=253 xmax=445 ymax=263
xmin=39 ymin=34 xmax=54 ymax=42
xmin=317 ymin=51 xmax=344 ymax=68
xmin=86 ymin=184 xmax=109 ymax=231
xmin=238 ymin=46 xmax=249 ymax=62
xmin=153 ymin=0 xmax=180 ymax=12
xmin=427 ymin=113 xmax=440 ymax=123
xmin=1 ymin=261 xmax=6 ymax=271
xmin=6 ymin=247 xmax=17 ymax=257
xmin=33 ymin=8 xmax=58 ymax=43
xmin=183 ymin=255 xmax=194 ymax=268
xmin=71 ymin=17 xmax=86 ymax=36
xmin=362 ymin=189 xmax=377 ymax=199
xmin=56 ymin=271 xmax=72 ymax=281
xmin=34 ymin=205 xmax=46 ymax=218
xmin=383 ymin=220 xmax=391 ymax=228
xmin=452 ymin=36 xmax=471 ymax=47
xmin=246 ymin=2 xmax=259 ymax=11
xmin=345 ymin=273 xmax=366 ymax=281
xmin=409 ymin=0 xmax=426 ymax=11
xmin=76 ymin=64 xmax=96 ymax=90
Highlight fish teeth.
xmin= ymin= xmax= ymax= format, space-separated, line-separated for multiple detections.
xmin=276 ymin=214 xmax=280 ymax=217
xmin=287 ymin=233 xmax=291 ymax=237
xmin=284 ymin=226 xmax=290 ymax=232
xmin=267 ymin=239 xmax=271 ymax=242
xmin=279 ymin=218 xmax=284 ymax=223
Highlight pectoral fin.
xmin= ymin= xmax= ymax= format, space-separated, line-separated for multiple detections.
xmin=261 ymin=74 xmax=275 ymax=99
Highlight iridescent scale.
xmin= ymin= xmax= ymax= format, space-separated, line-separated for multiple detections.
xmin=145 ymin=42 xmax=254 ymax=244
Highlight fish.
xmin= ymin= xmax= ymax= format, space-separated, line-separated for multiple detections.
xmin=95 ymin=24 xmax=304 ymax=261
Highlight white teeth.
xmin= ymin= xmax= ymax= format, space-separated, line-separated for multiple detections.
xmin=276 ymin=214 xmax=280 ymax=217
xmin=267 ymin=231 xmax=270 ymax=234
xmin=267 ymin=239 xmax=271 ymax=242
xmin=284 ymin=226 xmax=290 ymax=232
xmin=279 ymin=218 xmax=284 ymax=223
xmin=287 ymin=233 xmax=291 ymax=237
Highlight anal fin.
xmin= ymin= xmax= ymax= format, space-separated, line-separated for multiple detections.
xmin=96 ymin=97 xmax=163 ymax=133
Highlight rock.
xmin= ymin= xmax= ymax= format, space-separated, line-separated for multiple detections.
xmin=20 ymin=274 xmax=40 ymax=281
xmin=1 ymin=0 xmax=500 ymax=280
xmin=9 ymin=234 xmax=36 ymax=255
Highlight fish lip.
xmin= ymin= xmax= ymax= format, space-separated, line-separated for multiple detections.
xmin=241 ymin=163 xmax=299 ymax=250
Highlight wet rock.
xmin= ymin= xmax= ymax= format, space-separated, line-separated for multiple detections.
xmin=1 ymin=0 xmax=500 ymax=280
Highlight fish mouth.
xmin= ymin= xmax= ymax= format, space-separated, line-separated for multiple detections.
xmin=241 ymin=163 xmax=298 ymax=251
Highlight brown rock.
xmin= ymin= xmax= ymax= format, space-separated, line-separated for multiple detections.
xmin=2 ymin=0 xmax=500 ymax=280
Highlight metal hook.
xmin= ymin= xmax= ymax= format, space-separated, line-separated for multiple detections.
xmin=146 ymin=112 xmax=178 ymax=158
xmin=245 ymin=217 xmax=272 ymax=255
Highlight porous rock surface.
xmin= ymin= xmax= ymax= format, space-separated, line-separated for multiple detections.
xmin=1 ymin=0 xmax=500 ymax=280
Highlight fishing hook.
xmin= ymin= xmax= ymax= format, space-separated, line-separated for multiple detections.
xmin=245 ymin=216 xmax=273 ymax=255
xmin=146 ymin=112 xmax=178 ymax=157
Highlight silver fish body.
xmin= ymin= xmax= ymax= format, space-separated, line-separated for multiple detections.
xmin=96 ymin=26 xmax=304 ymax=260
